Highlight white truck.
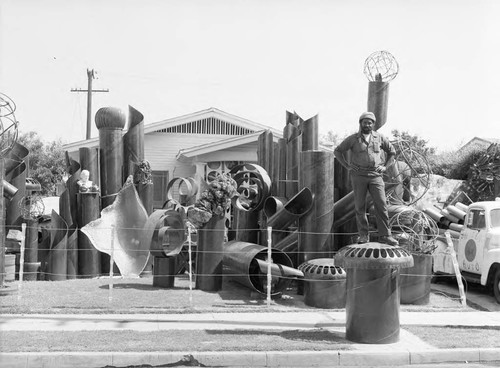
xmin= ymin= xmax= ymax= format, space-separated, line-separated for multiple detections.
xmin=433 ymin=200 xmax=500 ymax=303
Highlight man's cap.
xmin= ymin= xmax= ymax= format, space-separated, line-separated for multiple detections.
xmin=359 ymin=111 xmax=376 ymax=123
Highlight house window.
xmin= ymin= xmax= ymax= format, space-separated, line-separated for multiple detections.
xmin=152 ymin=171 xmax=169 ymax=209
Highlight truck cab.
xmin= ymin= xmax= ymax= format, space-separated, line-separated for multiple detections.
xmin=457 ymin=200 xmax=500 ymax=303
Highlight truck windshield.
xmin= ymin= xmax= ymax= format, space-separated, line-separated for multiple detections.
xmin=491 ymin=209 xmax=500 ymax=228
xmin=467 ymin=209 xmax=486 ymax=229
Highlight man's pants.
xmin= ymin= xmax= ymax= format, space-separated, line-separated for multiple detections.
xmin=350 ymin=174 xmax=391 ymax=237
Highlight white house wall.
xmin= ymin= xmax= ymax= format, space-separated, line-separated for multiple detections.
xmin=144 ymin=132 xmax=241 ymax=175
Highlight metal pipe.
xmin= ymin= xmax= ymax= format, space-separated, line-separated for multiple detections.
xmin=298 ymin=151 xmax=335 ymax=264
xmin=255 ymin=258 xmax=304 ymax=278
xmin=300 ymin=114 xmax=319 ymax=151
xmin=78 ymin=192 xmax=101 ymax=278
xmin=265 ymin=187 xmax=313 ymax=230
xmin=2 ymin=180 xmax=18 ymax=200
xmin=223 ymin=240 xmax=294 ymax=295
xmin=79 ymin=147 xmax=100 ymax=188
xmin=95 ymin=107 xmax=126 ymax=209
xmin=123 ymin=105 xmax=145 ymax=180
xmin=286 ymin=130 xmax=301 ymax=198
xmin=367 ymin=81 xmax=390 ymax=131
xmin=257 ymin=130 xmax=274 ymax=181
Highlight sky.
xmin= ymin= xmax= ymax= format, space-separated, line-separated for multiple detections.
xmin=1 ymin=0 xmax=499 ymax=152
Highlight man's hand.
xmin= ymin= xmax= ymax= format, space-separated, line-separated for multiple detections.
xmin=375 ymin=165 xmax=386 ymax=173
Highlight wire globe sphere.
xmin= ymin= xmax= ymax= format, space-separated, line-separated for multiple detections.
xmin=363 ymin=50 xmax=399 ymax=82
xmin=0 ymin=92 xmax=19 ymax=156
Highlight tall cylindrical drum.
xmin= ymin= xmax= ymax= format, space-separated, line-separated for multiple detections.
xmin=336 ymin=242 xmax=413 ymax=344
xmin=196 ymin=215 xmax=225 ymax=292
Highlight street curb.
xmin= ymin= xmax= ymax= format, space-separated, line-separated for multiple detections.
xmin=2 ymin=348 xmax=500 ymax=368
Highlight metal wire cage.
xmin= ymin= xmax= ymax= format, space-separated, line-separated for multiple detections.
xmin=363 ymin=50 xmax=399 ymax=82
xmin=19 ymin=195 xmax=45 ymax=220
xmin=389 ymin=208 xmax=439 ymax=254
xmin=385 ymin=139 xmax=433 ymax=206
xmin=0 ymin=92 xmax=19 ymax=156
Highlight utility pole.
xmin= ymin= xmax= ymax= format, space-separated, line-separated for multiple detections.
xmin=71 ymin=69 xmax=109 ymax=140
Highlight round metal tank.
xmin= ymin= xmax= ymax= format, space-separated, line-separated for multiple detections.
xmin=336 ymin=242 xmax=413 ymax=344
xmin=223 ymin=241 xmax=294 ymax=295
xmin=298 ymin=258 xmax=346 ymax=309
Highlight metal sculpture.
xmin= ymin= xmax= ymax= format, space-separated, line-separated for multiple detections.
xmin=141 ymin=209 xmax=187 ymax=288
xmin=285 ymin=115 xmax=301 ymax=199
xmin=81 ymin=178 xmax=149 ymax=277
xmin=364 ymin=50 xmax=399 ymax=130
xmin=389 ymin=208 xmax=439 ymax=254
xmin=134 ymin=159 xmax=153 ymax=215
xmin=298 ymin=258 xmax=346 ymax=309
xmin=300 ymin=115 xmax=319 ymax=151
xmin=77 ymin=190 xmax=101 ymax=278
xmin=336 ymin=242 xmax=413 ymax=344
xmin=0 ymin=93 xmax=19 ymax=156
xmin=223 ymin=240 xmax=298 ymax=295
xmin=79 ymin=147 xmax=100 ymax=189
xmin=165 ymin=177 xmax=198 ymax=210
xmin=298 ymin=151 xmax=334 ymax=264
xmin=0 ymin=93 xmax=19 ymax=286
xmin=229 ymin=164 xmax=271 ymax=243
xmin=123 ymin=106 xmax=145 ymax=179
xmin=265 ymin=187 xmax=313 ymax=230
xmin=95 ymin=106 xmax=126 ymax=209
xmin=386 ymin=139 xmax=432 ymax=205
xmin=46 ymin=210 xmax=68 ymax=281
xmin=18 ymin=195 xmax=44 ymax=280
xmin=5 ymin=143 xmax=28 ymax=228
xmin=59 ymin=154 xmax=81 ymax=279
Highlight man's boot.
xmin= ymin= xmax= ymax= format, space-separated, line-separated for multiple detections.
xmin=380 ymin=235 xmax=398 ymax=246
xmin=358 ymin=234 xmax=369 ymax=244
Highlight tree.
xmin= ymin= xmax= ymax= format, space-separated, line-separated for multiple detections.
xmin=17 ymin=131 xmax=66 ymax=196
xmin=319 ymin=131 xmax=345 ymax=148
xmin=391 ymin=129 xmax=436 ymax=157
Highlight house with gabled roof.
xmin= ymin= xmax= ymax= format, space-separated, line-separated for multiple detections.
xmin=459 ymin=137 xmax=500 ymax=152
xmin=63 ymin=107 xmax=283 ymax=208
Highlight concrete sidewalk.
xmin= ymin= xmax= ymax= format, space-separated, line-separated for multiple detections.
xmin=1 ymin=311 xmax=500 ymax=367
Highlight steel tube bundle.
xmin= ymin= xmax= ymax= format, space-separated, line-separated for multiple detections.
xmin=446 ymin=204 xmax=466 ymax=222
xmin=223 ymin=240 xmax=295 ymax=295
xmin=298 ymin=151 xmax=335 ymax=264
xmin=367 ymin=81 xmax=390 ymax=131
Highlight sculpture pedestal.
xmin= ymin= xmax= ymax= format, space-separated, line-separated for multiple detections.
xmin=152 ymin=256 xmax=176 ymax=288
xmin=195 ymin=216 xmax=225 ymax=292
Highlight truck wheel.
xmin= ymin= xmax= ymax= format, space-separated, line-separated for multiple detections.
xmin=494 ymin=268 xmax=500 ymax=304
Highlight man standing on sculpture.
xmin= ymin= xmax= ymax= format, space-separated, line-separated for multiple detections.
xmin=334 ymin=112 xmax=398 ymax=245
